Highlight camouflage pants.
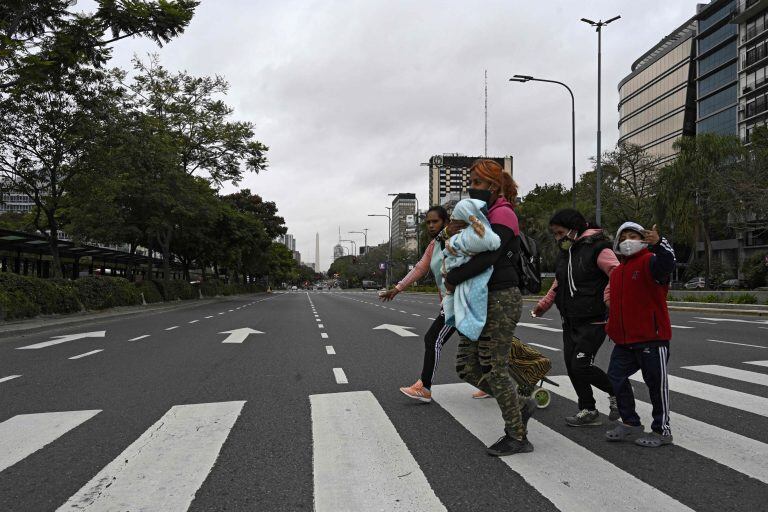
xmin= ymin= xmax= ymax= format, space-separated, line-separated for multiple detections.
xmin=456 ymin=287 xmax=525 ymax=439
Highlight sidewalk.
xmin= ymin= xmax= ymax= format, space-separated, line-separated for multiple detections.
xmin=0 ymin=293 xmax=266 ymax=338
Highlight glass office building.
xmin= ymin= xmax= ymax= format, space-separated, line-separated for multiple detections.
xmin=696 ymin=0 xmax=739 ymax=136
xmin=618 ymin=20 xmax=697 ymax=166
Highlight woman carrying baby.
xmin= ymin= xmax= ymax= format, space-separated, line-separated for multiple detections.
xmin=444 ymin=159 xmax=534 ymax=456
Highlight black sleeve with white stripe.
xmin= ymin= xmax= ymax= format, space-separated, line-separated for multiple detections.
xmin=648 ymin=237 xmax=676 ymax=285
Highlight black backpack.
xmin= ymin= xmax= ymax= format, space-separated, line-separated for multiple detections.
xmin=507 ymin=232 xmax=541 ymax=295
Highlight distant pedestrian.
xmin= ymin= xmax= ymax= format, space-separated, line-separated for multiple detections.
xmin=445 ymin=159 xmax=535 ymax=456
xmin=533 ymin=209 xmax=620 ymax=426
xmin=604 ymin=222 xmax=675 ymax=448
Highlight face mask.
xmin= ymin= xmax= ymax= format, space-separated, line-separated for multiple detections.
xmin=618 ymin=239 xmax=647 ymax=257
xmin=468 ymin=188 xmax=492 ymax=205
xmin=557 ymin=230 xmax=574 ymax=251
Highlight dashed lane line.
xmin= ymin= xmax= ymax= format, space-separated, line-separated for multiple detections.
xmin=128 ymin=335 xmax=150 ymax=341
xmin=68 ymin=350 xmax=103 ymax=360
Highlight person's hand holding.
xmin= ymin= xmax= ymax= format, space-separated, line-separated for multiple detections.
xmin=532 ymin=303 xmax=546 ymax=317
xmin=444 ymin=281 xmax=456 ymax=293
xmin=380 ymin=288 xmax=399 ymax=302
xmin=643 ymin=224 xmax=660 ymax=246
xmin=446 ymin=220 xmax=467 ymax=237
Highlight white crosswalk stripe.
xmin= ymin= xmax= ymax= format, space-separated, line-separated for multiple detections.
xmin=434 ymin=382 xmax=693 ymax=512
xmin=629 ymin=373 xmax=768 ymax=417
xmin=0 ymin=410 xmax=101 ymax=472
xmin=310 ymin=391 xmax=445 ymax=511
xmin=682 ymin=364 xmax=768 ymax=387
xmin=547 ymin=375 xmax=768 ymax=485
xmin=57 ymin=401 xmax=244 ymax=511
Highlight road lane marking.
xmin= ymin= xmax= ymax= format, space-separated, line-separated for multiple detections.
xmin=746 ymin=360 xmax=768 ymax=367
xmin=325 ymin=346 xmax=336 ymax=355
xmin=218 ymin=312 xmax=225 ymax=315
xmin=528 ymin=342 xmax=560 ymax=352
xmin=68 ymin=350 xmax=103 ymax=360
xmin=321 ymin=333 xmax=329 ymax=339
xmin=548 ymin=375 xmax=768 ymax=485
xmin=0 ymin=375 xmax=21 ymax=384
xmin=165 ymin=326 xmax=179 ymax=331
xmin=671 ymin=325 xmax=693 ymax=329
xmin=0 ymin=410 xmax=101 ymax=472
xmin=707 ymin=339 xmax=766 ymax=349
xmin=318 ymin=324 xmax=324 ymax=328
xmin=188 ymin=320 xmax=199 ymax=324
xmin=428 ymin=317 xmax=436 ymax=321
xmin=696 ymin=317 xmax=768 ymax=325
xmin=310 ymin=391 xmax=444 ymax=511
xmin=332 ymin=368 xmax=348 ymax=384
xmin=629 ymin=373 xmax=768 ymax=417
xmin=434 ymin=383 xmax=691 ymax=512
xmin=682 ymin=364 xmax=768 ymax=387
xmin=517 ymin=322 xmax=563 ymax=333
xmin=128 ymin=335 xmax=150 ymax=341
xmin=229 ymin=309 xmax=234 ymax=312
xmin=205 ymin=316 xmax=213 ymax=319
xmin=412 ymin=313 xmax=421 ymax=317
xmin=316 ymin=319 xmax=322 ymax=322
xmin=689 ymin=320 xmax=716 ymax=325
xmin=399 ymin=310 xmax=407 ymax=313
xmin=17 ymin=331 xmax=106 ymax=350
xmin=57 ymin=401 xmax=245 ymax=511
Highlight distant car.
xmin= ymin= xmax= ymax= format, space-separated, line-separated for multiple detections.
xmin=684 ymin=277 xmax=707 ymax=290
xmin=718 ymin=279 xmax=743 ymax=290
xmin=291 ymin=285 xmax=298 ymax=291
xmin=361 ymin=280 xmax=379 ymax=290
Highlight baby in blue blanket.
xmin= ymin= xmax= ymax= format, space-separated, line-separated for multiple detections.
xmin=441 ymin=198 xmax=501 ymax=340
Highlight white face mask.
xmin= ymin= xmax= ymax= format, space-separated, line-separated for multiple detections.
xmin=618 ymin=239 xmax=647 ymax=257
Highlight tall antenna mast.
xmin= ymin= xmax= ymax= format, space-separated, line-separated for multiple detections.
xmin=484 ymin=69 xmax=488 ymax=157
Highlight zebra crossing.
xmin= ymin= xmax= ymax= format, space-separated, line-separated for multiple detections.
xmin=2 ymin=361 xmax=767 ymax=511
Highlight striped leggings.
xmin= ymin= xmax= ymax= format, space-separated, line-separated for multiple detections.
xmin=420 ymin=310 xmax=456 ymax=389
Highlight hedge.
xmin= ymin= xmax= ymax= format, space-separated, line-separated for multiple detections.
xmin=0 ymin=274 xmax=264 ymax=321
xmin=73 ymin=276 xmax=142 ymax=310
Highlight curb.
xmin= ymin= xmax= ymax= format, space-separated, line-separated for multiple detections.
xmin=0 ymin=293 xmax=268 ymax=338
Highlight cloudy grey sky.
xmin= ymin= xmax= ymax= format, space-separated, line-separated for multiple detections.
xmin=83 ymin=0 xmax=695 ymax=270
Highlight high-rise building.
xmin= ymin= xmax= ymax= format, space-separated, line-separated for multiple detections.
xmin=333 ymin=244 xmax=344 ymax=260
xmin=695 ymin=0 xmax=739 ymax=137
xmin=617 ymin=18 xmax=697 ymax=166
xmin=734 ymin=0 xmax=768 ymax=141
xmin=280 ymin=233 xmax=296 ymax=252
xmin=390 ymin=193 xmax=416 ymax=249
xmin=292 ymin=250 xmax=301 ymax=264
xmin=427 ymin=154 xmax=513 ymax=207
xmin=0 ymin=184 xmax=35 ymax=214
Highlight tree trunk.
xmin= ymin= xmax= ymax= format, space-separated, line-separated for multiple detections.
xmin=46 ymin=213 xmax=64 ymax=278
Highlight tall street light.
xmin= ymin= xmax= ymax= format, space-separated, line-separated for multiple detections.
xmin=368 ymin=210 xmax=392 ymax=288
xmin=341 ymin=239 xmax=357 ymax=256
xmin=510 ymin=75 xmax=576 ymax=208
xmin=349 ymin=229 xmax=368 ymax=255
xmin=581 ymin=14 xmax=620 ymax=226
xmin=388 ymin=193 xmax=420 ymax=257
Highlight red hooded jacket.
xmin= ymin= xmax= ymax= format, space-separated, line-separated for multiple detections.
xmin=606 ymin=248 xmax=672 ymax=345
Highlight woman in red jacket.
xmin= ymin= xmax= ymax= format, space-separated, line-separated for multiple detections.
xmin=604 ymin=222 xmax=676 ymax=448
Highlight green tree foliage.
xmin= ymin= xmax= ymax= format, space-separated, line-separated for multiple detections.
xmin=517 ymin=183 xmax=570 ymax=272
xmin=0 ymin=0 xmax=198 ymax=90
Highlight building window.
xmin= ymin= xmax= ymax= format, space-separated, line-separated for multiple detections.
xmin=699 ymin=22 xmax=737 ymax=55
xmin=699 ymin=84 xmax=737 ymax=117
xmin=698 ymin=41 xmax=737 ymax=76
xmin=698 ymin=105 xmax=738 ymax=135
xmin=699 ymin=1 xmax=736 ymax=33
xmin=698 ymin=63 xmax=737 ymax=96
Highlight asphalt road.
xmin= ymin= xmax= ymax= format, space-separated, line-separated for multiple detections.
xmin=1 ymin=290 xmax=767 ymax=511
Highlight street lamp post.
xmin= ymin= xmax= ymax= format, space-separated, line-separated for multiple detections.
xmin=368 ymin=210 xmax=392 ymax=288
xmin=389 ymin=193 xmax=420 ymax=257
xmin=341 ymin=239 xmax=356 ymax=256
xmin=348 ymin=229 xmax=368 ymax=255
xmin=581 ymin=15 xmax=620 ymax=226
xmin=510 ymin=75 xmax=576 ymax=208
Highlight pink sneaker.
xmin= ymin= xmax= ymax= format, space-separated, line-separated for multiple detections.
xmin=472 ymin=390 xmax=491 ymax=399
xmin=400 ymin=379 xmax=432 ymax=403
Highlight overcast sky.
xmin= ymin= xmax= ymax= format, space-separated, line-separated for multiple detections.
xmin=82 ymin=0 xmax=696 ymax=270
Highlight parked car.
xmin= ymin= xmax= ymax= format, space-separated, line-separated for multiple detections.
xmin=718 ymin=279 xmax=744 ymax=290
xmin=684 ymin=277 xmax=707 ymax=290
xmin=361 ymin=280 xmax=379 ymax=290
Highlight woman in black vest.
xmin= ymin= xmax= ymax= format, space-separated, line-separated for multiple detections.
xmin=532 ymin=209 xmax=620 ymax=426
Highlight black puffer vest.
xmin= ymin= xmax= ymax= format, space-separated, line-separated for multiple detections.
xmin=554 ymin=231 xmax=612 ymax=319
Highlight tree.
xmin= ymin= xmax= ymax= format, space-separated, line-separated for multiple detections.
xmin=599 ymin=141 xmax=659 ymax=225
xmin=0 ymin=66 xmax=126 ymax=276
xmin=0 ymin=0 xmax=198 ymax=90
xmin=517 ymin=183 xmax=571 ymax=272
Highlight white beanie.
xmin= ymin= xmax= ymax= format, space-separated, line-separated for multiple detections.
xmin=613 ymin=221 xmax=644 ymax=252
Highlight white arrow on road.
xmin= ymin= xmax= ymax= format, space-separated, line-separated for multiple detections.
xmin=219 ymin=328 xmax=264 ymax=344
xmin=17 ymin=331 xmax=106 ymax=350
xmin=373 ymin=324 xmax=419 ymax=337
